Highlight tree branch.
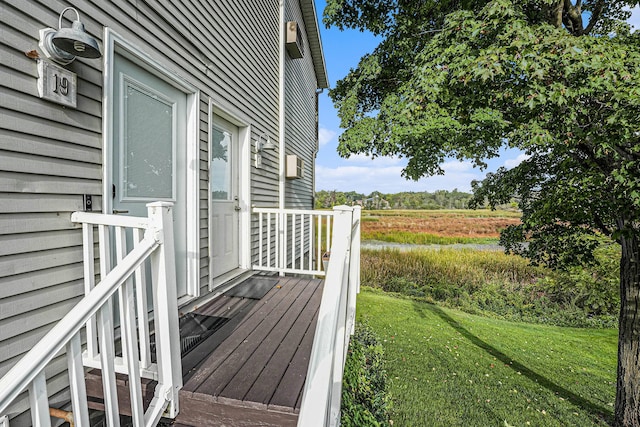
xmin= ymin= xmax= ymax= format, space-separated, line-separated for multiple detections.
xmin=548 ymin=1 xmax=565 ymax=28
xmin=583 ymin=0 xmax=606 ymax=35
xmin=562 ymin=0 xmax=584 ymax=35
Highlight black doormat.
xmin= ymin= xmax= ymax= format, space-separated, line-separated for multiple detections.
xmin=223 ymin=276 xmax=278 ymax=300
xmin=150 ymin=313 xmax=229 ymax=361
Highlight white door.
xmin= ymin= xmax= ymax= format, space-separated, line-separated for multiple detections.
xmin=110 ymin=54 xmax=189 ymax=298
xmin=210 ymin=115 xmax=240 ymax=278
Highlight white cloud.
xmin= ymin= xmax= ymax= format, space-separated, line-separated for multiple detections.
xmin=318 ymin=127 xmax=337 ymax=146
xmin=315 ymin=162 xmax=485 ymax=194
xmin=345 ymin=154 xmax=404 ymax=166
xmin=503 ymin=153 xmax=531 ymax=169
xmin=441 ymin=160 xmax=474 ymax=173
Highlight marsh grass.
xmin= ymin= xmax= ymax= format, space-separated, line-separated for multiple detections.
xmin=361 ymin=209 xmax=521 ymax=243
xmin=362 ymin=231 xmax=498 ymax=245
xmin=361 ymin=248 xmax=539 ymax=291
xmin=363 ymin=209 xmax=522 ymax=218
xmin=357 ymin=289 xmax=616 ymax=426
xmin=360 ymin=248 xmax=617 ymax=328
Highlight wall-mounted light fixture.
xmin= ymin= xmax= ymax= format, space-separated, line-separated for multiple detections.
xmin=39 ymin=7 xmax=102 ymax=65
xmin=255 ymin=133 xmax=276 ymax=168
xmin=257 ymin=134 xmax=276 ymax=152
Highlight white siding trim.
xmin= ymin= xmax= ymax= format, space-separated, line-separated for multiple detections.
xmin=239 ymin=123 xmax=252 ymax=270
xmin=102 ymin=28 xmax=200 ymax=299
xmin=279 ymin=0 xmax=286 ymax=212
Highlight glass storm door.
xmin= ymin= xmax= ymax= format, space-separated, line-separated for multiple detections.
xmin=111 ymin=54 xmax=188 ymax=299
xmin=210 ymin=115 xmax=240 ymax=278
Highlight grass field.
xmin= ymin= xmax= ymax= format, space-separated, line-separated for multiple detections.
xmin=361 ymin=209 xmax=521 ymax=244
xmin=357 ymin=289 xmax=617 ymax=426
xmin=344 ymin=209 xmax=621 ymax=425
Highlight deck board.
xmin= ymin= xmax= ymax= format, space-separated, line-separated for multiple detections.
xmin=243 ymin=281 xmax=322 ymax=406
xmin=270 ymin=308 xmax=319 ymax=410
xmin=187 ymin=277 xmax=311 ymax=396
xmin=217 ymin=278 xmax=319 ymax=401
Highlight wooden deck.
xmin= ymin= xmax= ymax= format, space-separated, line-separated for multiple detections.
xmin=176 ymin=275 xmax=323 ymax=426
xmin=86 ymin=275 xmax=324 ymax=426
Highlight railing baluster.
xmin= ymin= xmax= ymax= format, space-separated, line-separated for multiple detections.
xmin=274 ymin=212 xmax=279 ymax=271
xmin=115 ymin=226 xmax=129 ymax=363
xmin=28 ymin=372 xmax=51 ymax=427
xmin=283 ymin=213 xmax=288 ymax=272
xmin=267 ymin=213 xmax=272 ymax=268
xmin=67 ymin=333 xmax=90 ymax=427
xmin=258 ymin=212 xmax=264 ymax=268
xmin=292 ymin=214 xmax=296 ymax=270
xmin=308 ymin=214 xmax=313 ymax=271
xmin=300 ymin=214 xmax=305 ymax=270
xmin=96 ymin=222 xmax=121 ymax=426
xmin=82 ymin=223 xmax=98 ymax=359
xmin=133 ymin=228 xmax=151 ymax=369
xmin=98 ymin=224 xmax=112 ymax=280
xmin=326 ymin=215 xmax=332 ymax=260
xmin=317 ymin=214 xmax=322 ymax=271
xmin=98 ymin=301 xmax=121 ymax=427
xmin=121 ymin=261 xmax=145 ymax=426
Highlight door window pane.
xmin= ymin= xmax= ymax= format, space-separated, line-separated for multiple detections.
xmin=122 ymin=82 xmax=174 ymax=199
xmin=211 ymin=128 xmax=231 ymax=200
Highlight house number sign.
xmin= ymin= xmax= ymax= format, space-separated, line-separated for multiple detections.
xmin=37 ymin=60 xmax=77 ymax=108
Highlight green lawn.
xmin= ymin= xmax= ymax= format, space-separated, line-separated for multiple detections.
xmin=357 ymin=288 xmax=617 ymax=426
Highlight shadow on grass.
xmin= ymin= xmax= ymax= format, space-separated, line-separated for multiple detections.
xmin=413 ymin=302 xmax=613 ymax=424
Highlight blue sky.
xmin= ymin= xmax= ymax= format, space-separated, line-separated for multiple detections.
xmin=314 ymin=1 xmax=640 ymax=195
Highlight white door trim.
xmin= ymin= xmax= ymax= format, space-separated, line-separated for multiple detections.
xmin=102 ymin=28 xmax=201 ymax=300
xmin=208 ymin=100 xmax=251 ymax=291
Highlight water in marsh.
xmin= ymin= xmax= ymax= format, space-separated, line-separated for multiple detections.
xmin=361 ymin=240 xmax=504 ymax=251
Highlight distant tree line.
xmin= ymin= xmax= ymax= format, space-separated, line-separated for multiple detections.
xmin=315 ymin=189 xmax=492 ymax=210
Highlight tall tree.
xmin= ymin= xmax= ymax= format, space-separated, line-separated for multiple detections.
xmin=325 ymin=0 xmax=640 ymax=424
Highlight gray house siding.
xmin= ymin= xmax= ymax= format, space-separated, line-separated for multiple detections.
xmin=1 ymin=0 xmax=325 ymax=423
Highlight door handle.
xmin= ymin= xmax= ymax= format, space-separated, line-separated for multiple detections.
xmin=113 ymin=210 xmax=129 ymax=214
xmin=234 ymin=205 xmax=241 ymax=211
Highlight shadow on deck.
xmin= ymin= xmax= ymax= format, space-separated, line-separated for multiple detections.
xmin=86 ymin=275 xmax=323 ymax=426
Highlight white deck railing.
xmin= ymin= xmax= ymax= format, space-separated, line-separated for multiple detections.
xmin=253 ymin=207 xmax=335 ymax=276
xmin=0 ymin=202 xmax=182 ymax=427
xmin=297 ymin=205 xmax=362 ymax=427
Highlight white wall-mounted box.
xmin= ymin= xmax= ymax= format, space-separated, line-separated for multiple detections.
xmin=286 ymin=155 xmax=304 ymax=179
xmin=285 ymin=21 xmax=304 ymax=59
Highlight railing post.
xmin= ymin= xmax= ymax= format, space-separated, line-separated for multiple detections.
xmin=297 ymin=206 xmax=352 ymax=427
xmin=147 ymin=202 xmax=182 ymax=418
xmin=347 ymin=206 xmax=361 ymax=335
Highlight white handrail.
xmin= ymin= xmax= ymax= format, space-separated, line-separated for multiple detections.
xmin=253 ymin=207 xmax=335 ymax=276
xmin=0 ymin=202 xmax=182 ymax=427
xmin=0 ymin=237 xmax=157 ymax=412
xmin=297 ymin=205 xmax=361 ymax=427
